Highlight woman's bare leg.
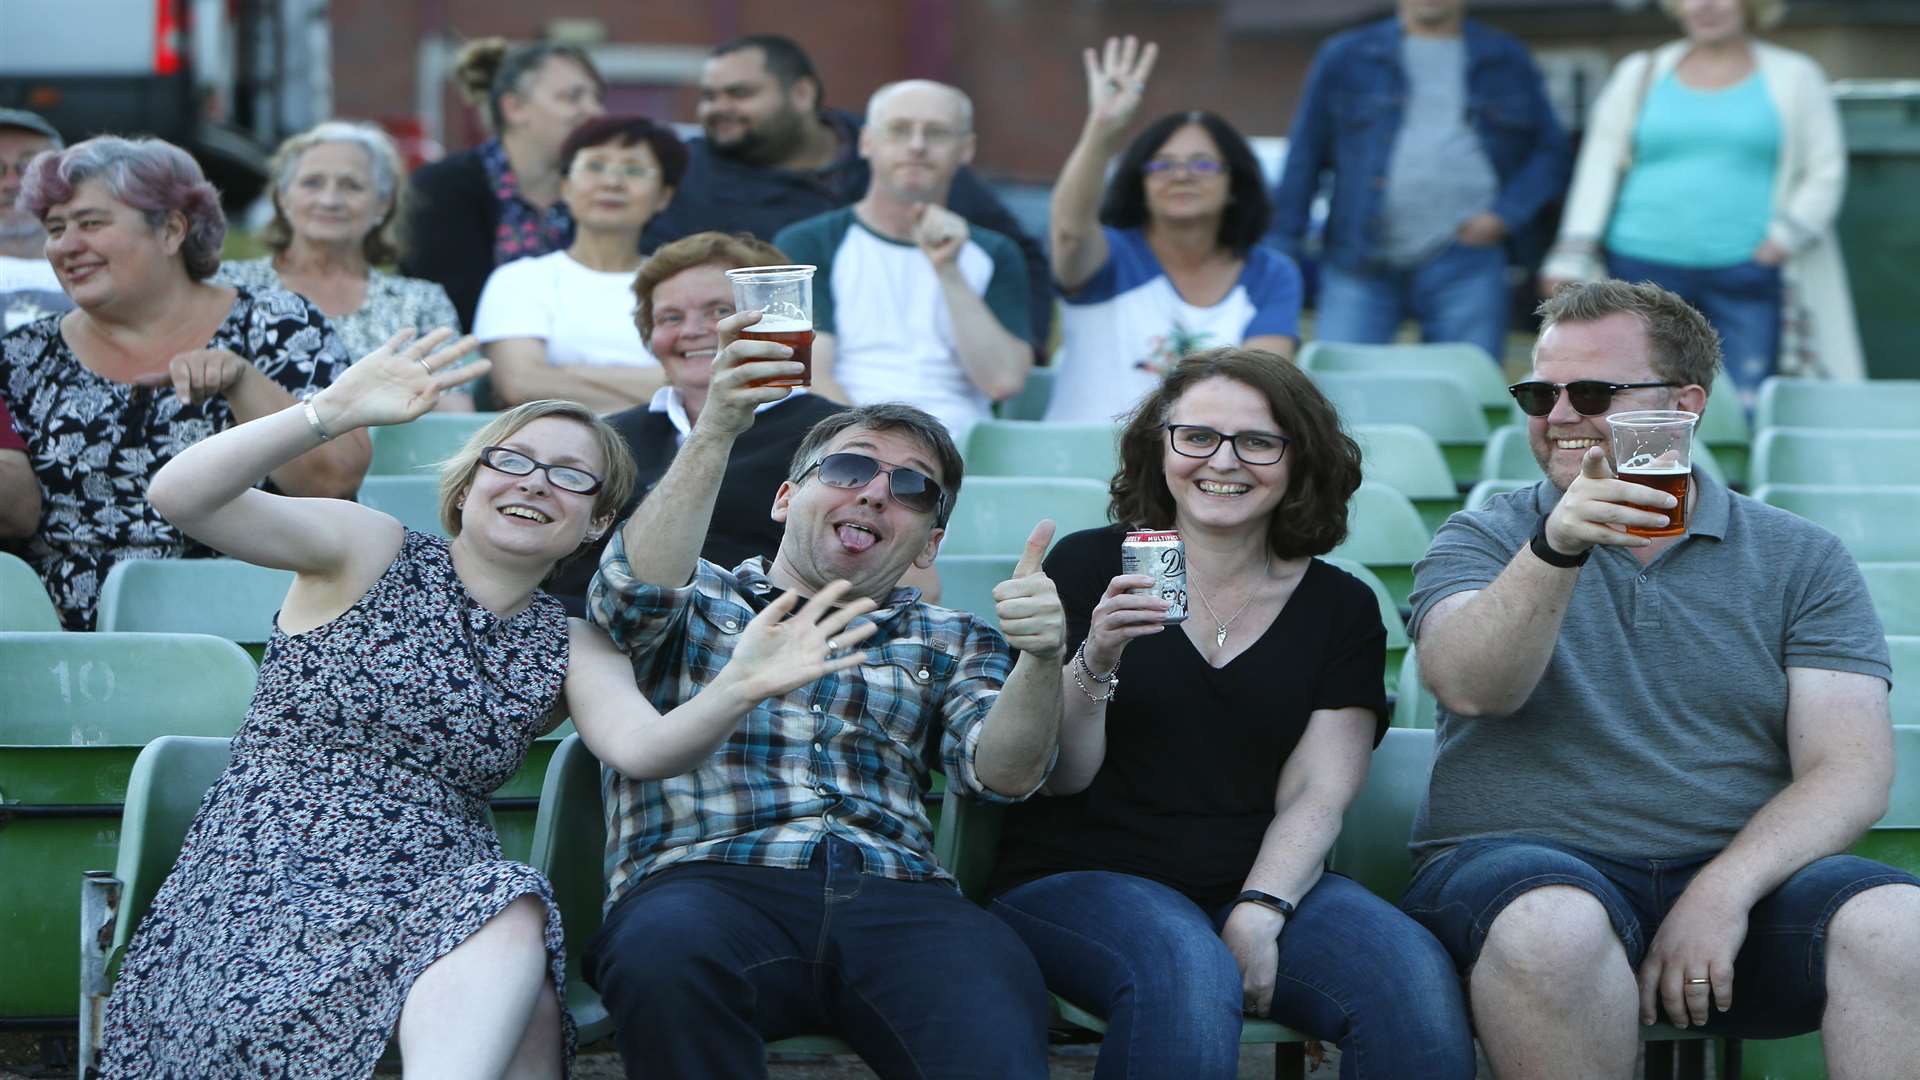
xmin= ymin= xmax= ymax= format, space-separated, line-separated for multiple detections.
xmin=399 ymin=895 xmax=554 ymax=1080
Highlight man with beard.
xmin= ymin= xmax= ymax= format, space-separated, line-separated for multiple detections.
xmin=774 ymin=81 xmax=1031 ymax=443
xmin=0 ymin=109 xmax=71 ymax=333
xmin=642 ymin=35 xmax=1053 ymax=348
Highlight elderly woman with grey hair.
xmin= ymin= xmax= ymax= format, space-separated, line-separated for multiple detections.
xmin=216 ymin=121 xmax=467 ymax=411
xmin=0 ymin=135 xmax=368 ymax=629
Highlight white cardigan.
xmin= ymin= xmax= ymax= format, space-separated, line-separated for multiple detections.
xmin=1544 ymin=39 xmax=1864 ymax=380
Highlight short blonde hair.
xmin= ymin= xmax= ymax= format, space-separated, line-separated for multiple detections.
xmin=437 ymin=400 xmax=638 ymax=537
xmin=1659 ymin=0 xmax=1786 ymax=31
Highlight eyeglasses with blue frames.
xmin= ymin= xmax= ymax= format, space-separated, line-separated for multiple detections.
xmin=800 ymin=452 xmax=948 ymax=521
xmin=1507 ymin=380 xmax=1681 ymax=417
xmin=1163 ymin=424 xmax=1291 ymax=466
xmin=479 ymin=447 xmax=604 ymax=495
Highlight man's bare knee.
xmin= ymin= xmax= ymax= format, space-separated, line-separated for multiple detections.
xmin=1479 ymin=885 xmax=1624 ymax=985
xmin=1828 ymin=883 xmax=1920 ymax=989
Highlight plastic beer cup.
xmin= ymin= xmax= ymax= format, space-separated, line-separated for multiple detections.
xmin=724 ymin=265 xmax=816 ymax=388
xmin=1607 ymin=409 xmax=1698 ymax=539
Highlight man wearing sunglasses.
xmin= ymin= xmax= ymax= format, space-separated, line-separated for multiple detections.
xmin=1400 ymin=280 xmax=1915 ymax=1079
xmin=578 ymin=310 xmax=1066 ymax=1078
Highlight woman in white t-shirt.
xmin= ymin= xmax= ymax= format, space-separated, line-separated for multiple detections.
xmin=1046 ymin=37 xmax=1302 ymax=424
xmin=475 ymin=116 xmax=683 ymax=413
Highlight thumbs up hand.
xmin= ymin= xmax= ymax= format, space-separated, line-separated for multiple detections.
xmin=992 ymin=520 xmax=1066 ymax=660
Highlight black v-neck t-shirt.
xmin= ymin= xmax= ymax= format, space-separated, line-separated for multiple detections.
xmin=990 ymin=525 xmax=1389 ymax=910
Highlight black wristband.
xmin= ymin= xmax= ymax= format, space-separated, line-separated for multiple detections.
xmin=1233 ymin=890 xmax=1295 ymax=919
xmin=1529 ymin=519 xmax=1590 ymax=568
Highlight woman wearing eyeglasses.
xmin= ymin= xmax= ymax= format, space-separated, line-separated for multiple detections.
xmin=474 ymin=116 xmax=684 ymax=413
xmin=989 ymin=350 xmax=1475 ymax=1079
xmin=1043 ymin=37 xmax=1303 ymax=425
xmin=101 ymin=334 xmax=878 ymax=1079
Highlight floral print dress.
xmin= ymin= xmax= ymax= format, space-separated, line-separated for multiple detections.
xmin=98 ymin=531 xmax=576 ymax=1078
xmin=0 ymin=286 xmax=350 ymax=629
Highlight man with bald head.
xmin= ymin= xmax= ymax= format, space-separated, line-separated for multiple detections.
xmin=774 ymin=80 xmax=1032 ymax=443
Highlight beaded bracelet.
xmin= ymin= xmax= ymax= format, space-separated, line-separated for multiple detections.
xmin=1068 ymin=640 xmax=1120 ymax=703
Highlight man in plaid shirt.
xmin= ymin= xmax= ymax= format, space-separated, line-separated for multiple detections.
xmin=583 ymin=311 xmax=1064 ymax=1078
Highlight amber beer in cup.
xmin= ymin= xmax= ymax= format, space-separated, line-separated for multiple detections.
xmin=1606 ymin=409 xmax=1698 ymax=539
xmin=724 ymin=265 xmax=816 ymax=388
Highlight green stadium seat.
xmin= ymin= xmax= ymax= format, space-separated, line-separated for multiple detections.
xmin=367 ymin=412 xmax=498 ymax=475
xmin=357 ymin=475 xmax=449 ymax=537
xmin=95 ymin=558 xmax=295 ymax=653
xmin=940 ymin=477 xmax=1109 ymax=557
xmin=1329 ymin=481 xmax=1431 ymax=609
xmin=1749 ymin=429 xmax=1920 ymax=488
xmin=964 ymin=420 xmax=1119 ymax=481
xmin=1481 ymin=425 xmax=1726 ymax=485
xmin=1299 ymin=340 xmax=1508 ymax=431
xmin=1465 ymin=478 xmax=1536 ymax=511
xmin=1325 ymin=556 xmax=1409 ymax=696
xmin=1311 ymin=371 xmax=1490 ymax=486
xmin=0 ymin=551 xmax=60 ymax=630
xmin=1328 ymin=727 xmax=1434 ymax=901
xmin=1890 ymin=637 xmax=1919 ymax=727
xmin=1353 ymin=423 xmax=1460 ymax=534
xmin=994 ymin=365 xmax=1057 ymax=421
xmin=3 ymin=632 xmax=255 ymax=1021
xmin=1696 ymin=380 xmax=1751 ymax=488
xmin=932 ymin=554 xmax=1019 ymax=629
xmin=1753 ymin=486 xmax=1920 ymax=564
xmin=1862 ymin=564 xmax=1920 ymax=636
xmin=1391 ymin=647 xmax=1436 ymax=729
xmin=1756 ymin=377 xmax=1920 ymax=432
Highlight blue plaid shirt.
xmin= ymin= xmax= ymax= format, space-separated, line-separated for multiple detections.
xmin=588 ymin=531 xmax=1047 ymax=906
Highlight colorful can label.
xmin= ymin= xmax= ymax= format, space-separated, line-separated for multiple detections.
xmin=1121 ymin=530 xmax=1189 ymax=624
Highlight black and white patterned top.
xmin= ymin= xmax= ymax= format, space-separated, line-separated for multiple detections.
xmin=0 ymin=285 xmax=351 ymax=629
xmin=214 ymin=257 xmax=461 ymax=360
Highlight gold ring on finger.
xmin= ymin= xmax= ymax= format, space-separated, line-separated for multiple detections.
xmin=1685 ymin=977 xmax=1710 ymax=985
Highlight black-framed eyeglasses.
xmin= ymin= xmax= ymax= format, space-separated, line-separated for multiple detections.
xmin=1163 ymin=424 xmax=1291 ymax=466
xmin=801 ymin=452 xmax=948 ymax=521
xmin=479 ymin=447 xmax=604 ymax=495
xmin=1507 ymin=380 xmax=1681 ymax=418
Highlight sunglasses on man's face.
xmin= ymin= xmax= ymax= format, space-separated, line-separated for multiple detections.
xmin=802 ymin=452 xmax=947 ymax=520
xmin=1507 ymin=380 xmax=1681 ymax=418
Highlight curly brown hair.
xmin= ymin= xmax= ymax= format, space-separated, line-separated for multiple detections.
xmin=1109 ymin=349 xmax=1363 ymax=559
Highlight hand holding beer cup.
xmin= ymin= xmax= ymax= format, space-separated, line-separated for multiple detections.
xmin=1607 ymin=410 xmax=1697 ymax=539
xmin=992 ymin=520 xmax=1068 ymax=661
xmin=1544 ymin=446 xmax=1682 ymax=554
xmin=699 ymin=310 xmax=808 ymax=435
xmin=724 ymin=265 xmax=816 ymax=388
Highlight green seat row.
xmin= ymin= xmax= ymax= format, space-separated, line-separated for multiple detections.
xmin=1311 ymin=371 xmax=1490 ymax=487
xmin=1754 ymin=485 xmax=1920 ymax=564
xmin=1756 ymin=377 xmax=1920 ymax=433
xmin=1749 ymin=429 xmax=1920 ymax=489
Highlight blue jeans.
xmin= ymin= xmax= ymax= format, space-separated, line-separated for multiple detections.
xmin=585 ymin=835 xmax=1051 ymax=1079
xmin=1314 ymin=240 xmax=1510 ymax=362
xmin=990 ymin=871 xmax=1475 ymax=1079
xmin=1607 ymin=252 xmax=1782 ymax=407
xmin=1401 ymin=837 xmax=1920 ymax=1038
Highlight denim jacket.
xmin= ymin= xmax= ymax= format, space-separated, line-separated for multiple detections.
xmin=1272 ymin=17 xmax=1570 ymax=271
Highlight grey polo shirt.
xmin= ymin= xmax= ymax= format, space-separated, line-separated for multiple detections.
xmin=1407 ymin=470 xmax=1890 ymax=866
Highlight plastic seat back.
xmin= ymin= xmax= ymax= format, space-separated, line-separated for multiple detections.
xmin=931 ymin=555 xmax=1019 ymax=629
xmin=1854 ymin=725 xmax=1920 ymax=874
xmin=1754 ymin=486 xmax=1920 ymax=563
xmin=1328 ymin=728 xmax=1435 ymax=902
xmin=1890 ymin=637 xmax=1920 ymax=728
xmin=1324 ymin=556 xmax=1409 ymax=695
xmin=1311 ymin=371 xmax=1489 ymax=486
xmin=1862 ymin=563 xmax=1920 ymax=636
xmin=108 ymin=736 xmax=234 ymax=957
xmin=357 ymin=475 xmax=449 ymax=537
xmin=1299 ymin=340 xmax=1507 ymax=429
xmin=1329 ymin=481 xmax=1431 ymax=608
xmin=1750 ymin=429 xmax=1920 ymax=488
xmin=994 ymin=366 xmax=1057 ymax=421
xmin=1392 ymin=647 xmax=1437 ymax=729
xmin=964 ymin=420 xmax=1120 ymax=481
xmin=95 ymin=559 xmax=295 ymax=649
xmin=940 ymin=477 xmax=1109 ymax=557
xmin=1756 ymin=377 xmax=1920 ymax=432
xmin=1465 ymin=478 xmax=1537 ymax=511
xmin=527 ymin=734 xmax=615 ymax=1041
xmin=3 ymin=631 xmax=257 ymax=746
xmin=367 ymin=412 xmax=497 ymax=475
xmin=0 ymin=551 xmax=60 ymax=631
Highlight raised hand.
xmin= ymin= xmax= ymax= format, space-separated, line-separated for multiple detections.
xmin=1083 ymin=35 xmax=1159 ymax=137
xmin=136 ymin=347 xmax=251 ymax=404
xmin=702 ymin=310 xmax=806 ymax=435
xmin=911 ymin=203 xmax=969 ymax=269
xmin=993 ymin=520 xmax=1067 ymax=661
xmin=1542 ymin=445 xmax=1677 ymax=555
xmin=310 ymin=328 xmax=487 ymax=432
xmin=720 ymin=580 xmax=880 ymax=703
xmin=1081 ymin=572 xmax=1168 ymax=673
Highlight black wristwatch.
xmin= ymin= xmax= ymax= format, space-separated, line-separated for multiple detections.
xmin=1233 ymin=890 xmax=1296 ymax=919
xmin=1529 ymin=519 xmax=1590 ymax=569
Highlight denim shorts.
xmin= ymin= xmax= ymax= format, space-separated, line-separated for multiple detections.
xmin=1400 ymin=836 xmax=1920 ymax=1038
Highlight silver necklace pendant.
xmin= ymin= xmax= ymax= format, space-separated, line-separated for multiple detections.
xmin=1215 ymin=625 xmax=1229 ymax=649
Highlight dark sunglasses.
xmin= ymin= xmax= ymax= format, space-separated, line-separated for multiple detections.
xmin=479 ymin=447 xmax=604 ymax=495
xmin=1507 ymin=380 xmax=1680 ymax=417
xmin=802 ymin=452 xmax=947 ymax=520
xmin=1163 ymin=424 xmax=1290 ymax=466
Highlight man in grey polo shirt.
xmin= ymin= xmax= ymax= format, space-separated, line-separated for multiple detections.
xmin=1401 ymin=280 xmax=1920 ymax=1079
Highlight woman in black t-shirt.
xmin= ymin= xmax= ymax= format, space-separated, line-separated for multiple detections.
xmin=988 ymin=349 xmax=1474 ymax=1079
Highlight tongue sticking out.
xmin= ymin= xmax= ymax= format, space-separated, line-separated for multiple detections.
xmin=836 ymin=524 xmax=878 ymax=553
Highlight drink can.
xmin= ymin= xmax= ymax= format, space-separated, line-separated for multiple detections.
xmin=1121 ymin=530 xmax=1188 ymax=624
